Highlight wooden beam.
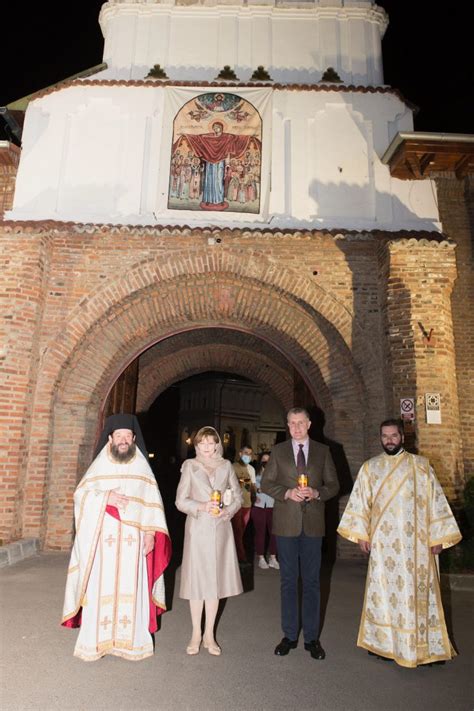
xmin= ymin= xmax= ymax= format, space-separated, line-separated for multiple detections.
xmin=384 ymin=134 xmax=474 ymax=180
xmin=454 ymin=153 xmax=472 ymax=180
xmin=419 ymin=152 xmax=436 ymax=176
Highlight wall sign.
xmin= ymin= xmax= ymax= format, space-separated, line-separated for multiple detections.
xmin=400 ymin=397 xmax=415 ymax=421
xmin=425 ymin=393 xmax=441 ymax=424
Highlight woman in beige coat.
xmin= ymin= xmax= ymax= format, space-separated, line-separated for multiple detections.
xmin=175 ymin=426 xmax=243 ymax=656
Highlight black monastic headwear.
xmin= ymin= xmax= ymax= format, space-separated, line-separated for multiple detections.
xmin=94 ymin=413 xmax=148 ymax=458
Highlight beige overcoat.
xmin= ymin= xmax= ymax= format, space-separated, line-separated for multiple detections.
xmin=176 ymin=458 xmax=243 ymax=599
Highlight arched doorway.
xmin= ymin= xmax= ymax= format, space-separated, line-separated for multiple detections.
xmin=134 ymin=367 xmax=288 ymax=567
xmin=18 ymin=246 xmax=382 ymax=549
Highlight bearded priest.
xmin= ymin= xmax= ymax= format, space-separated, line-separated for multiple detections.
xmin=338 ymin=418 xmax=461 ymax=668
xmin=62 ymin=414 xmax=171 ymax=661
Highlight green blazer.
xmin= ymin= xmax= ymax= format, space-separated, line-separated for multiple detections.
xmin=260 ymin=439 xmax=339 ymax=537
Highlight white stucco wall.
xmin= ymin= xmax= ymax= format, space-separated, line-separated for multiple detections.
xmin=7 ymin=1 xmax=441 ymax=232
xmin=95 ymin=0 xmax=388 ymax=86
xmin=8 ymin=84 xmax=440 ymax=232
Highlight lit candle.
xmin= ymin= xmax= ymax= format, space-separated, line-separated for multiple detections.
xmin=211 ymin=489 xmax=221 ymax=514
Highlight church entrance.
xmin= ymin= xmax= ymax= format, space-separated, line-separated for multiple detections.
xmin=9 ymin=242 xmax=378 ymax=550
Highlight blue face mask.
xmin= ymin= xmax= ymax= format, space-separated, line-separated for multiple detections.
xmin=241 ymin=454 xmax=252 ymax=465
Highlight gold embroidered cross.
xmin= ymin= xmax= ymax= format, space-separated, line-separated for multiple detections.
xmin=104 ymin=534 xmax=116 ymax=547
xmin=124 ymin=534 xmax=136 ymax=546
xmin=100 ymin=616 xmax=112 ymax=630
xmin=119 ymin=615 xmax=131 ymax=629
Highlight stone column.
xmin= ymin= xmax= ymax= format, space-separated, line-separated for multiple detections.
xmin=43 ymin=400 xmax=97 ymax=549
xmin=0 ymin=229 xmax=49 ymax=543
xmin=436 ymin=174 xmax=474 ymax=483
xmin=381 ymin=236 xmax=464 ymax=501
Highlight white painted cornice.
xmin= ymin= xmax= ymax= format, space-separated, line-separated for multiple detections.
xmin=99 ymin=0 xmax=388 ymax=31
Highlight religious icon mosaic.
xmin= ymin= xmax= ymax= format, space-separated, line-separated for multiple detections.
xmin=168 ymin=92 xmax=262 ymax=213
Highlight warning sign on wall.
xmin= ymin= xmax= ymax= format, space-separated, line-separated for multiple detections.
xmin=400 ymin=397 xmax=415 ymax=421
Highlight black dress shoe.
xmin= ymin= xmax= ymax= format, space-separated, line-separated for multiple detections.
xmin=368 ymin=651 xmax=393 ymax=662
xmin=423 ymin=660 xmax=446 ymax=667
xmin=304 ymin=640 xmax=326 ymax=660
xmin=274 ymin=637 xmax=298 ymax=656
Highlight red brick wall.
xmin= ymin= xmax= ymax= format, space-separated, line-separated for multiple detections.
xmin=436 ymin=175 xmax=474 ymax=485
xmin=0 ymin=143 xmax=20 ymax=219
xmin=0 ymin=231 xmax=50 ymax=544
xmin=0 ymin=222 xmax=465 ymax=549
xmin=380 ymin=237 xmax=463 ymax=499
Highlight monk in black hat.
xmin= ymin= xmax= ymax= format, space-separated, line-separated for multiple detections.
xmin=62 ymin=414 xmax=171 ymax=661
xmin=93 ymin=413 xmax=148 ymax=459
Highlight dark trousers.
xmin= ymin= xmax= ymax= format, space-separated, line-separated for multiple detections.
xmin=276 ymin=532 xmax=322 ymax=643
xmin=231 ymin=507 xmax=251 ymax=561
xmin=251 ymin=506 xmax=277 ymax=556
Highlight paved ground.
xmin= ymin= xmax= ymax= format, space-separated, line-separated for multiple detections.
xmin=1 ymin=552 xmax=472 ymax=711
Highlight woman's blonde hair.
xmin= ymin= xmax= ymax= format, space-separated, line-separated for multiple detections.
xmin=193 ymin=426 xmax=220 ymax=447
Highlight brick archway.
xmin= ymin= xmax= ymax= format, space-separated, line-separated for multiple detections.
xmin=43 ymin=243 xmax=368 ymax=366
xmin=56 ymin=272 xmax=365 ymax=436
xmin=19 ymin=245 xmax=383 ymax=548
xmin=136 ymin=342 xmax=293 ymax=413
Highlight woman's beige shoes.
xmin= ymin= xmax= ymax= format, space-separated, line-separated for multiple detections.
xmin=186 ymin=637 xmax=202 ymax=655
xmin=203 ymin=638 xmax=221 ymax=656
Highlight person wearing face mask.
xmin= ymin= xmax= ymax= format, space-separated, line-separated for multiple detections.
xmin=175 ymin=426 xmax=243 ymax=656
xmin=251 ymin=451 xmax=279 ymax=570
xmin=231 ymin=445 xmax=257 ymax=563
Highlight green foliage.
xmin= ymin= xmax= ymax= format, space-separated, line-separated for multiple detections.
xmin=440 ymin=477 xmax=474 ymax=574
xmin=463 ymin=476 xmax=474 ymax=527
xmin=440 ymin=540 xmax=474 ymax=573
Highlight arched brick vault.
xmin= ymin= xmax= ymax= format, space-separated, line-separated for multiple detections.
xmin=45 ymin=242 xmax=375 ymax=361
xmin=21 ymin=246 xmax=386 ymax=547
xmin=136 ymin=328 xmax=295 ymax=412
xmin=33 ymin=283 xmax=381 ymax=547
xmin=138 ymin=328 xmax=292 ymax=369
xmin=57 ymin=272 xmax=368 ymax=425
xmin=136 ymin=342 xmax=294 ymax=413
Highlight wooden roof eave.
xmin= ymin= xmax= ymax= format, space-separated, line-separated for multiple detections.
xmin=382 ymin=132 xmax=474 ymax=180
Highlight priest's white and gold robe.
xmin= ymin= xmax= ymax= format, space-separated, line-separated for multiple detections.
xmin=338 ymin=451 xmax=461 ymax=668
xmin=62 ymin=444 xmax=170 ymax=661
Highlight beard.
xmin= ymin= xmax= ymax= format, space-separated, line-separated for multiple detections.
xmin=382 ymin=442 xmax=403 ymax=456
xmin=110 ymin=441 xmax=137 ymax=463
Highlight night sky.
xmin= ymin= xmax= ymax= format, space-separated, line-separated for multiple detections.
xmin=2 ymin=1 xmax=471 ymax=134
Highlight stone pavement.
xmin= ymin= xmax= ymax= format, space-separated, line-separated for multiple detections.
xmin=1 ymin=552 xmax=472 ymax=711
